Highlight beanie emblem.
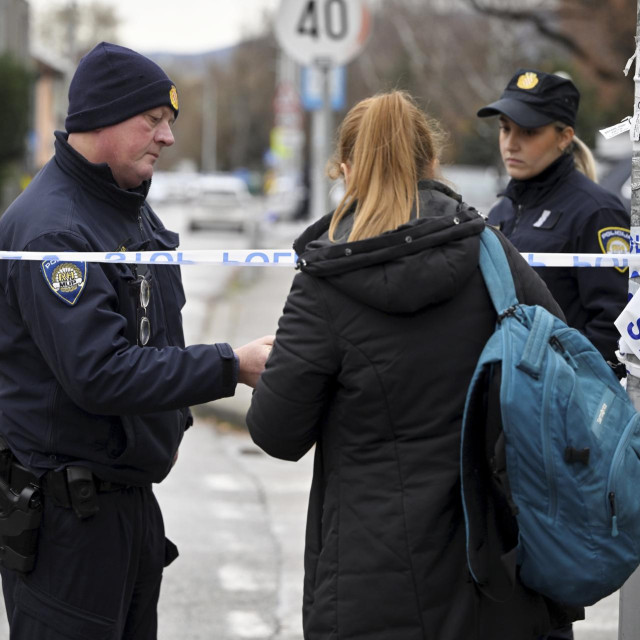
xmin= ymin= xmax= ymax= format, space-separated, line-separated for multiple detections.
xmin=517 ymin=72 xmax=539 ymax=90
xmin=170 ymin=85 xmax=179 ymax=111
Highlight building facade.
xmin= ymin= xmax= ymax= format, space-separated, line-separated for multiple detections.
xmin=0 ymin=0 xmax=29 ymax=61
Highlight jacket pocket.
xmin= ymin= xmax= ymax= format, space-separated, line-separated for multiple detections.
xmin=115 ymin=410 xmax=186 ymax=483
xmin=15 ymin=578 xmax=116 ymax=640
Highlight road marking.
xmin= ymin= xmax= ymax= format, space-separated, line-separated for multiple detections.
xmin=219 ymin=564 xmax=260 ymax=591
xmin=205 ymin=473 xmax=251 ymax=491
xmin=219 ymin=564 xmax=275 ymax=592
xmin=227 ymin=610 xmax=274 ymax=638
xmin=208 ymin=500 xmax=264 ymax=522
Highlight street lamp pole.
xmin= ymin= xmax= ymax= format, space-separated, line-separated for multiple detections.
xmin=618 ymin=4 xmax=640 ymax=638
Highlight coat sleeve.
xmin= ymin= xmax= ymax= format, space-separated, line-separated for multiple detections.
xmin=573 ymin=207 xmax=629 ymax=361
xmin=246 ymin=273 xmax=339 ymax=462
xmin=6 ymin=231 xmax=237 ymax=415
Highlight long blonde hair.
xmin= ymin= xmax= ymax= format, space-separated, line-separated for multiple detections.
xmin=327 ymin=91 xmax=446 ymax=242
xmin=570 ymin=135 xmax=597 ymax=182
xmin=555 ymin=123 xmax=597 ymax=182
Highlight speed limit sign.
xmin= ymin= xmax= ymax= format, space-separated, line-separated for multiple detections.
xmin=275 ymin=0 xmax=372 ymax=67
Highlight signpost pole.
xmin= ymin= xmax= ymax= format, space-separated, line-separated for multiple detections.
xmin=310 ymin=62 xmax=332 ymax=220
xmin=201 ymin=71 xmax=217 ymax=173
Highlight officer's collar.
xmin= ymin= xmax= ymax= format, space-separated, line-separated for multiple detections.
xmin=503 ymin=154 xmax=574 ymax=208
xmin=53 ymin=131 xmax=149 ymax=213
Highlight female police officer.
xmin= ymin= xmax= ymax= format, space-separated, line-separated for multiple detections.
xmin=477 ymin=69 xmax=630 ymax=370
xmin=478 ymin=68 xmax=630 ymax=640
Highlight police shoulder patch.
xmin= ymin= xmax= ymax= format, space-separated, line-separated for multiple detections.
xmin=41 ymin=259 xmax=88 ymax=305
xmin=597 ymin=226 xmax=630 ymax=273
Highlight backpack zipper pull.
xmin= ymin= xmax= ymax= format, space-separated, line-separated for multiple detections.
xmin=609 ymin=492 xmax=619 ymax=537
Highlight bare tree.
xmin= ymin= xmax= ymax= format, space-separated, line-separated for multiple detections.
xmin=467 ymin=0 xmax=636 ymax=84
xmin=345 ymin=0 xmax=545 ymax=163
xmin=34 ymin=1 xmax=121 ymax=62
xmin=143 ymin=0 xmax=640 ymax=173
xmin=157 ymin=35 xmax=279 ymax=174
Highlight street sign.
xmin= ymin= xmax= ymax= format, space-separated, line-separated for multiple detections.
xmin=275 ymin=0 xmax=371 ymax=68
xmin=273 ymin=81 xmax=303 ymax=128
xmin=301 ymin=65 xmax=346 ymax=111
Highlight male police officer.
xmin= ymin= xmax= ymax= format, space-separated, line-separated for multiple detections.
xmin=0 ymin=42 xmax=272 ymax=639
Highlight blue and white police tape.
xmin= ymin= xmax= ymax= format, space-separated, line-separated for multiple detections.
xmin=0 ymin=250 xmax=639 ymax=268
xmin=0 ymin=249 xmax=298 ymax=266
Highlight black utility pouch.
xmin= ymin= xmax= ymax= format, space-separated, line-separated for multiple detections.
xmin=0 ymin=469 xmax=42 ymax=573
xmin=66 ymin=467 xmax=99 ymax=520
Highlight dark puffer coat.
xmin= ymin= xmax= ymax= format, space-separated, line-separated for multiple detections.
xmin=247 ymin=181 xmax=583 ymax=640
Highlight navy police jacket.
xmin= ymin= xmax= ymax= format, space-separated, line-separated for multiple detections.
xmin=0 ymin=132 xmax=237 ymax=486
xmin=488 ymin=154 xmax=629 ymax=363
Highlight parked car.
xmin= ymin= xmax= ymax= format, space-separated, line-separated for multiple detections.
xmin=147 ymin=170 xmax=200 ymax=205
xmin=264 ymin=173 xmax=308 ymax=222
xmin=189 ymin=173 xmax=256 ymax=233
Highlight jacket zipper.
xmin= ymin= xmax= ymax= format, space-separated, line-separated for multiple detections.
xmin=513 ymin=203 xmax=523 ymax=232
xmin=137 ymin=207 xmax=145 ymax=239
xmin=137 ymin=204 xmax=179 ymax=348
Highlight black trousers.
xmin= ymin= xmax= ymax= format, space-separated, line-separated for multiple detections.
xmin=0 ymin=485 xmax=176 ymax=640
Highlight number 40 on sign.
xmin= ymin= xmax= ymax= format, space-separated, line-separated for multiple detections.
xmin=275 ymin=0 xmax=371 ymax=67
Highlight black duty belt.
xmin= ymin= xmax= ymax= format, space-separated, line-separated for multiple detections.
xmin=40 ymin=467 xmax=130 ymax=520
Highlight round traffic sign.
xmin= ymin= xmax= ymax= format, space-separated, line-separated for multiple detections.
xmin=275 ymin=0 xmax=372 ymax=67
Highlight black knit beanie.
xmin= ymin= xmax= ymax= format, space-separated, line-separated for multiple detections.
xmin=65 ymin=42 xmax=179 ymax=133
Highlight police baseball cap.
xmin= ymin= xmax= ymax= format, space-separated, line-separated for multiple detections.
xmin=477 ymin=69 xmax=580 ymax=128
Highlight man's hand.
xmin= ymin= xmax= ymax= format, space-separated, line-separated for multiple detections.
xmin=235 ymin=335 xmax=275 ymax=388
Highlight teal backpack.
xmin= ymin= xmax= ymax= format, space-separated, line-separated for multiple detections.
xmin=460 ymin=228 xmax=640 ymax=607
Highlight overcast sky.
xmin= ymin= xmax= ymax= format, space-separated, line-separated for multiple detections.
xmin=29 ymin=0 xmax=281 ymax=54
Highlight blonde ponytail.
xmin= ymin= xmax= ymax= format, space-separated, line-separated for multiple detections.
xmin=555 ymin=122 xmax=597 ymax=182
xmin=327 ymin=91 xmax=445 ymax=243
xmin=570 ymin=135 xmax=597 ymax=182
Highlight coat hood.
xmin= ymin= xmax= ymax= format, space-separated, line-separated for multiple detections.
xmin=294 ymin=180 xmax=486 ymax=314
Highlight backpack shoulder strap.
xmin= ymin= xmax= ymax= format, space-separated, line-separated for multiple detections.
xmin=478 ymin=228 xmax=519 ymax=313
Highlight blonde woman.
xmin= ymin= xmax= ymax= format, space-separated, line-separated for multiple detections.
xmin=478 ymin=69 xmax=630 ymax=370
xmin=247 ymin=91 xmax=581 ymax=639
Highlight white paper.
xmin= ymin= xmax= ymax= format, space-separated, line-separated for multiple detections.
xmin=624 ymin=52 xmax=637 ymax=76
xmin=599 ymin=117 xmax=632 ymax=139
xmin=615 ymin=292 xmax=640 ymax=359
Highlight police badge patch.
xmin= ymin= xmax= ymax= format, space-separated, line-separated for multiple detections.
xmin=41 ymin=260 xmax=88 ymax=305
xmin=597 ymin=226 xmax=630 ymax=273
